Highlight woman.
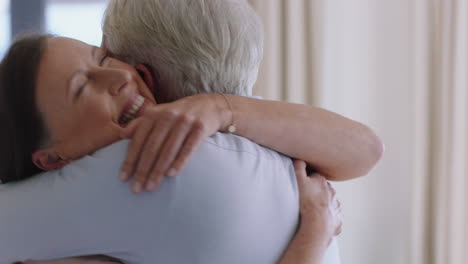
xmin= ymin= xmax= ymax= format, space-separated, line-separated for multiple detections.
xmin=0 ymin=35 xmax=380 ymax=263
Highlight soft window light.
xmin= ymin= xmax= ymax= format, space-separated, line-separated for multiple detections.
xmin=0 ymin=0 xmax=10 ymax=59
xmin=46 ymin=0 xmax=108 ymax=46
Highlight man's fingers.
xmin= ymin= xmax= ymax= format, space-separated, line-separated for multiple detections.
xmin=328 ymin=181 xmax=337 ymax=198
xmin=120 ymin=121 xmax=153 ymax=182
xmin=293 ymin=160 xmax=307 ymax=184
xmin=334 ymin=198 xmax=342 ymax=236
xmin=335 ymin=221 xmax=343 ymax=236
xmin=293 ymin=160 xmax=306 ymax=172
xmin=335 ymin=199 xmax=341 ymax=209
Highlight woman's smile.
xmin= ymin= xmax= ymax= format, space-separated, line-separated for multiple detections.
xmin=119 ymin=94 xmax=146 ymax=125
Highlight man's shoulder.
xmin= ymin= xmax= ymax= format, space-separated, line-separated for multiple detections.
xmin=87 ymin=134 xmax=290 ymax=174
xmin=204 ymin=132 xmax=289 ymax=162
xmin=0 ymin=134 xmax=290 ymax=193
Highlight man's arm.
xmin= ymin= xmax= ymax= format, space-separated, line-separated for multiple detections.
xmin=279 ymin=225 xmax=328 ymax=264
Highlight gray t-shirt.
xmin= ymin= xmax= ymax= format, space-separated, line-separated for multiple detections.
xmin=0 ymin=133 xmax=340 ymax=264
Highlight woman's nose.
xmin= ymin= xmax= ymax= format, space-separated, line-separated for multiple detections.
xmin=92 ymin=67 xmax=132 ymax=95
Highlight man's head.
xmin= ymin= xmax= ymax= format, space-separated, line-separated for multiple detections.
xmin=102 ymin=0 xmax=264 ymax=103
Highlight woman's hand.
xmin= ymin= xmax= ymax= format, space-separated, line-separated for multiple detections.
xmin=120 ymin=94 xmax=228 ymax=193
xmin=279 ymin=160 xmax=342 ymax=264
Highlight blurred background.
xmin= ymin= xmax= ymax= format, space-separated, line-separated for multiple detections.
xmin=1 ymin=0 xmax=467 ymax=264
xmin=0 ymin=0 xmax=107 ymax=58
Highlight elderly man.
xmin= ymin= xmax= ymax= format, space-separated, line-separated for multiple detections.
xmin=0 ymin=0 xmax=382 ymax=263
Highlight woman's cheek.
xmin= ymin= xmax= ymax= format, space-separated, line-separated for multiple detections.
xmin=86 ymin=98 xmax=115 ymax=121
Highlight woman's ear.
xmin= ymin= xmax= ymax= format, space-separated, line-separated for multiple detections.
xmin=32 ymin=148 xmax=70 ymax=171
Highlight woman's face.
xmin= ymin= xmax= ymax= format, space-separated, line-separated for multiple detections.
xmin=35 ymin=37 xmax=156 ymax=162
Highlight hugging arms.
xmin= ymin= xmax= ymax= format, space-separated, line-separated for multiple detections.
xmin=0 ymin=0 xmax=383 ymax=263
xmin=0 ymin=35 xmax=380 ymax=264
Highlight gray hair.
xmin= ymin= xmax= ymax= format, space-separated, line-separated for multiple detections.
xmin=102 ymin=0 xmax=264 ymax=102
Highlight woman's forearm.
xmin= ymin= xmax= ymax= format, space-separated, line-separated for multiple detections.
xmin=217 ymin=95 xmax=384 ymax=181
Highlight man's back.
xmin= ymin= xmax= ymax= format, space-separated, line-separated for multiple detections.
xmin=1 ymin=133 xmax=301 ymax=263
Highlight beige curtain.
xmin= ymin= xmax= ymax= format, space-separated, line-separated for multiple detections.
xmin=422 ymin=0 xmax=468 ymax=263
xmin=248 ymin=0 xmax=322 ymax=104
xmin=250 ymin=1 xmax=468 ymax=264
xmin=412 ymin=0 xmax=468 ymax=263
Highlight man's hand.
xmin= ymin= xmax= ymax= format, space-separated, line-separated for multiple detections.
xmin=279 ymin=160 xmax=342 ymax=264
xmin=120 ymin=94 xmax=227 ymax=193
xmin=295 ymin=160 xmax=342 ymax=245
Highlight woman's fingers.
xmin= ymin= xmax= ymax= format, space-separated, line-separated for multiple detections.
xmin=121 ymin=117 xmax=142 ymax=139
xmin=120 ymin=120 xmax=153 ymax=182
xmin=118 ymin=96 xmax=224 ymax=194
xmin=168 ymin=121 xmax=206 ymax=177
xmin=132 ymin=124 xmax=169 ymax=194
xmin=145 ymin=120 xmax=192 ymax=192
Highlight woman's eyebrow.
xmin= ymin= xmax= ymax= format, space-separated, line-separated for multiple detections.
xmin=66 ymin=47 xmax=97 ymax=97
xmin=67 ymin=69 xmax=85 ymax=96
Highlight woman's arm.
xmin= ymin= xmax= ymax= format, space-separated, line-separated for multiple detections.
xmin=121 ymin=93 xmax=383 ymax=192
xmin=279 ymin=160 xmax=342 ymax=264
xmin=220 ymin=95 xmax=384 ymax=181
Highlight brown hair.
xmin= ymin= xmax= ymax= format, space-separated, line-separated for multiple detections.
xmin=0 ymin=34 xmax=50 ymax=184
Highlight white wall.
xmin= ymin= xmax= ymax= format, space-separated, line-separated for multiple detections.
xmin=319 ymin=1 xmax=420 ymax=263
xmin=0 ymin=0 xmax=10 ymax=59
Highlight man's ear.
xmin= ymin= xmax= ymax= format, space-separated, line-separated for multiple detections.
xmin=136 ymin=64 xmax=156 ymax=93
xmin=101 ymin=34 xmax=107 ymax=49
xmin=32 ymin=148 xmax=70 ymax=171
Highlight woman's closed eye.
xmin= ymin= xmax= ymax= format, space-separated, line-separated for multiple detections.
xmin=99 ymin=51 xmax=110 ymax=66
xmin=73 ymin=51 xmax=109 ymax=102
xmin=73 ymin=75 xmax=88 ymax=102
xmin=75 ymin=83 xmax=86 ymax=100
xmin=74 ymin=80 xmax=87 ymax=102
